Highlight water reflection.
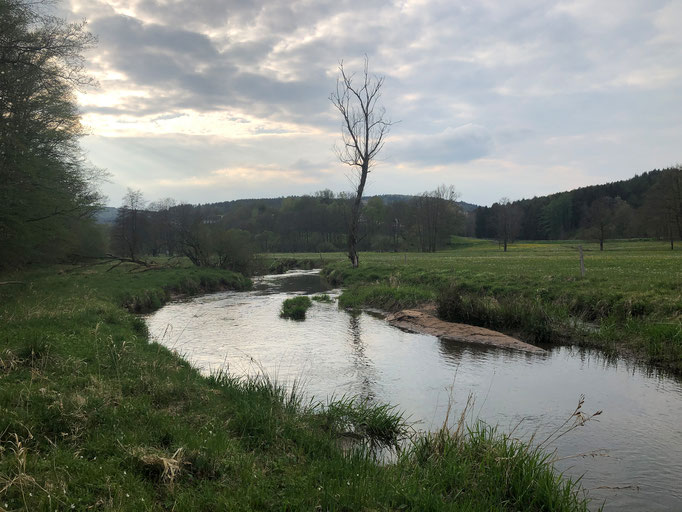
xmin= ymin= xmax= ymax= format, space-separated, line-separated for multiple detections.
xmin=146 ymin=271 xmax=682 ymax=512
xmin=254 ymin=269 xmax=331 ymax=295
xmin=346 ymin=311 xmax=376 ymax=402
xmin=438 ymin=338 xmax=502 ymax=366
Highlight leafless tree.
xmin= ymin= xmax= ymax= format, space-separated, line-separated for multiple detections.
xmin=585 ymin=196 xmax=618 ymax=251
xmin=415 ymin=185 xmax=461 ymax=252
xmin=148 ymin=197 xmax=177 ymax=256
xmin=495 ymin=197 xmax=523 ymax=252
xmin=114 ymin=188 xmax=146 ymax=260
xmin=330 ymin=57 xmax=392 ymax=267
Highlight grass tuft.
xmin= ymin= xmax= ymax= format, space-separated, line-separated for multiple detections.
xmin=338 ymin=284 xmax=434 ymax=311
xmin=312 ymin=293 xmax=334 ymax=303
xmin=280 ymin=295 xmax=313 ymax=320
xmin=437 ymin=284 xmax=556 ymax=343
xmin=323 ymin=397 xmax=409 ymax=450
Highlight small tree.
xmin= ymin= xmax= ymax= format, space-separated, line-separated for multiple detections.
xmin=113 ymin=188 xmax=147 ymax=260
xmin=148 ymin=197 xmax=178 ymax=256
xmin=494 ymin=197 xmax=523 ymax=252
xmin=642 ymin=167 xmax=682 ymax=249
xmin=415 ymin=185 xmax=461 ymax=252
xmin=214 ymin=228 xmax=255 ymax=274
xmin=330 ymin=57 xmax=392 ymax=267
xmin=585 ymin=196 xmax=616 ymax=251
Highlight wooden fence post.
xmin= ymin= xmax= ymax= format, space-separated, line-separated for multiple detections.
xmin=579 ymin=245 xmax=585 ymax=278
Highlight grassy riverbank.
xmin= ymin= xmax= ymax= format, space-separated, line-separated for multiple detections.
xmin=298 ymin=238 xmax=682 ymax=375
xmin=0 ymin=262 xmax=592 ymax=511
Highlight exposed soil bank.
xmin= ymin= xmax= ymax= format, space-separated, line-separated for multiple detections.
xmin=386 ymin=307 xmax=547 ymax=354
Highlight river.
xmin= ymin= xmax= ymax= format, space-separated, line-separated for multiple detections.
xmin=146 ymin=270 xmax=682 ymax=511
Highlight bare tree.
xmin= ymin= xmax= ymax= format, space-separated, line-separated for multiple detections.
xmin=494 ymin=197 xmax=523 ymax=252
xmin=415 ymin=185 xmax=461 ymax=252
xmin=114 ymin=188 xmax=146 ymax=260
xmin=330 ymin=57 xmax=392 ymax=267
xmin=148 ymin=197 xmax=177 ymax=256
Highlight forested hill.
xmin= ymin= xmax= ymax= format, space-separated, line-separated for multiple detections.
xmin=475 ymin=168 xmax=681 ymax=241
xmin=192 ymin=195 xmax=478 ymax=215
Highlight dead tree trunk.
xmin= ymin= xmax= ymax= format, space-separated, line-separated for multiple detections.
xmin=348 ymin=168 xmax=368 ymax=267
xmin=330 ymin=57 xmax=392 ymax=268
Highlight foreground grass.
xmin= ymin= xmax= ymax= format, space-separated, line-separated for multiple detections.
xmin=305 ymin=238 xmax=682 ymax=375
xmin=0 ymin=262 xmax=592 ymax=511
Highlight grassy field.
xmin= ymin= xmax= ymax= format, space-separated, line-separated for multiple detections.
xmin=270 ymin=238 xmax=682 ymax=375
xmin=0 ymin=262 xmax=593 ymax=511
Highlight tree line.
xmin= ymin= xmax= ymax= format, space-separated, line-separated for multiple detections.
xmin=475 ymin=167 xmax=682 ymax=250
xmin=110 ymin=186 xmax=466 ymax=271
xmin=109 ymin=164 xmax=682 ymax=273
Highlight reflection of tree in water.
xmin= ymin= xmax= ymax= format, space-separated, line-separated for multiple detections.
xmin=437 ymin=339 xmax=497 ymax=367
xmin=346 ymin=311 xmax=378 ymax=401
xmin=437 ymin=339 xmax=470 ymax=366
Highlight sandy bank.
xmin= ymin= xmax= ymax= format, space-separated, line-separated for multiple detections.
xmin=385 ymin=309 xmax=546 ymax=354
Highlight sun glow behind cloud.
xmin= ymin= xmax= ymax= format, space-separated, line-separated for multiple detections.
xmin=80 ymin=107 xmax=326 ymax=139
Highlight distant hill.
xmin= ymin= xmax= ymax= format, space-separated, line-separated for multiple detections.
xmin=100 ymin=194 xmax=478 ymax=223
xmin=199 ymin=194 xmax=479 ymax=213
xmin=95 ymin=206 xmax=118 ymax=224
xmin=372 ymin=194 xmax=478 ymax=212
xmin=474 ymin=168 xmax=668 ymax=240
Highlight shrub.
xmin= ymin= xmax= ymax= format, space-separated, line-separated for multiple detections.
xmin=280 ymin=296 xmax=312 ymax=320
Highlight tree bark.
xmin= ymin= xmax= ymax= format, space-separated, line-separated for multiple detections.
xmin=348 ymin=162 xmax=369 ymax=267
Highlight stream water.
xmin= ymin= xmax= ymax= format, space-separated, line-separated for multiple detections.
xmin=146 ymin=270 xmax=682 ymax=511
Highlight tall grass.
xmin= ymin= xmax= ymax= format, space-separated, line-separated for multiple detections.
xmin=338 ymin=284 xmax=434 ymax=311
xmin=437 ymin=284 xmax=558 ymax=343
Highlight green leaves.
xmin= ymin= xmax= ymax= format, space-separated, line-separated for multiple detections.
xmin=0 ymin=0 xmax=101 ymax=268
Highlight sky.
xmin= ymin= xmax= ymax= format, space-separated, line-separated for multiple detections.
xmin=60 ymin=0 xmax=682 ymax=207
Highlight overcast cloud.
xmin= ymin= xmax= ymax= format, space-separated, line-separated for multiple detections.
xmin=62 ymin=0 xmax=682 ymax=206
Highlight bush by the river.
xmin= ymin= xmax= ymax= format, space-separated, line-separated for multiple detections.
xmin=280 ymin=295 xmax=313 ymax=320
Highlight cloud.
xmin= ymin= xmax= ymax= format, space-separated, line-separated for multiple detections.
xmin=87 ymin=12 xmax=330 ymax=122
xmin=61 ymin=0 xmax=682 ymax=206
xmin=391 ymin=125 xmax=495 ymax=165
